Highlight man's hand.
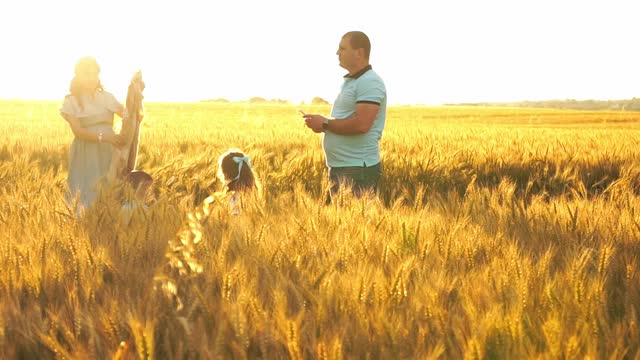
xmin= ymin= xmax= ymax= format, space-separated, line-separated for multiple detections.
xmin=303 ymin=114 xmax=326 ymax=133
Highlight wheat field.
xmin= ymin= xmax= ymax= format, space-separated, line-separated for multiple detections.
xmin=1 ymin=100 xmax=639 ymax=359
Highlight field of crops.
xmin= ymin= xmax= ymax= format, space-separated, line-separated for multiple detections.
xmin=1 ymin=100 xmax=639 ymax=358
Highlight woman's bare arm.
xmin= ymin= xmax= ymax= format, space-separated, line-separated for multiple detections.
xmin=61 ymin=113 xmax=124 ymax=146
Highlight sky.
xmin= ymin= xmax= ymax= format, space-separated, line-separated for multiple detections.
xmin=1 ymin=0 xmax=639 ymax=105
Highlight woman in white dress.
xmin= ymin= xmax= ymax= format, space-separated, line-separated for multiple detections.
xmin=60 ymin=57 xmax=125 ymax=210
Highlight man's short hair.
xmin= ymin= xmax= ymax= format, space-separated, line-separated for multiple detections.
xmin=344 ymin=31 xmax=371 ymax=59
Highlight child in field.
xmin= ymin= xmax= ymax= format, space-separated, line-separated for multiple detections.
xmin=217 ymin=149 xmax=258 ymax=215
xmin=120 ymin=170 xmax=154 ymax=224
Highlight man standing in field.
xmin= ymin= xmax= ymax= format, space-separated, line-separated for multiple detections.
xmin=303 ymin=31 xmax=387 ymax=202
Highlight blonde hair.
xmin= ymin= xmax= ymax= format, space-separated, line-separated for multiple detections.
xmin=69 ymin=56 xmax=104 ymax=109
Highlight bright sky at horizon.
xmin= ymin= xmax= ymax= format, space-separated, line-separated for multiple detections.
xmin=1 ymin=0 xmax=639 ymax=105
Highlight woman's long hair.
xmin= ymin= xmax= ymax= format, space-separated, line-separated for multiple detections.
xmin=69 ymin=56 xmax=104 ymax=109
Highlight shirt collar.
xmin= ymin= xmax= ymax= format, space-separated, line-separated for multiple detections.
xmin=344 ymin=64 xmax=372 ymax=79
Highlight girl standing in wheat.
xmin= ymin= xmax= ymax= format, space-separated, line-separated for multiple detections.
xmin=217 ymin=149 xmax=260 ymax=215
xmin=60 ymin=57 xmax=126 ymax=211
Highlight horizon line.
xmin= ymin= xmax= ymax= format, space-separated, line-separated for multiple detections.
xmin=1 ymin=96 xmax=639 ymax=107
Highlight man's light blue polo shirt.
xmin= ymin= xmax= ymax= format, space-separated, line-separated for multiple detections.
xmin=323 ymin=65 xmax=387 ymax=168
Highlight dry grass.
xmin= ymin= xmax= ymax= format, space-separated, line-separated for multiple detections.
xmin=0 ymin=100 xmax=639 ymax=359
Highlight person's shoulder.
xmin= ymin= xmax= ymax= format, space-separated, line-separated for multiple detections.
xmin=63 ymin=94 xmax=77 ymax=103
xmin=359 ymin=71 xmax=386 ymax=89
xmin=362 ymin=69 xmax=384 ymax=82
xmin=96 ymin=90 xmax=124 ymax=110
xmin=98 ymin=89 xmax=117 ymax=99
xmin=60 ymin=95 xmax=79 ymax=115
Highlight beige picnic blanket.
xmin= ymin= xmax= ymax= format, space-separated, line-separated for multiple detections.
xmin=107 ymin=71 xmax=145 ymax=181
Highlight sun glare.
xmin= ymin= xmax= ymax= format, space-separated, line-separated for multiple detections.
xmin=1 ymin=0 xmax=639 ymax=104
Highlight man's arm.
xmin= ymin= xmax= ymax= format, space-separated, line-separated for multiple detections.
xmin=304 ymin=102 xmax=380 ymax=135
xmin=326 ymin=102 xmax=379 ymax=135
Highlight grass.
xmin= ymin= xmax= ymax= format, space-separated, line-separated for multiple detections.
xmin=0 ymin=100 xmax=639 ymax=359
